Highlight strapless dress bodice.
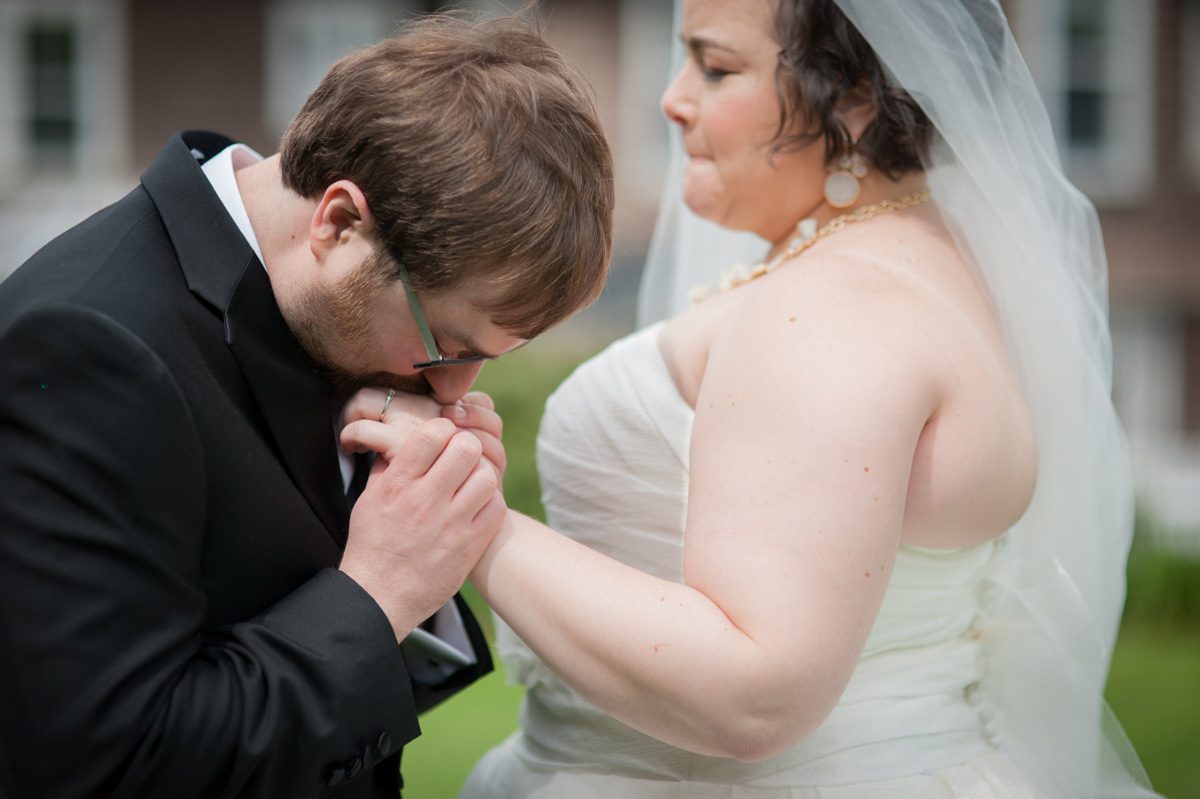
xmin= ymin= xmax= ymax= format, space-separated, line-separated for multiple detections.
xmin=470 ymin=323 xmax=1025 ymax=796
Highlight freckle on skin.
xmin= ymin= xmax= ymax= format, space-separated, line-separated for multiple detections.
xmin=864 ymin=571 xmax=871 ymax=578
xmin=863 ymin=466 xmax=870 ymax=473
xmin=788 ymin=315 xmax=797 ymax=322
xmin=652 ymin=643 xmax=670 ymax=653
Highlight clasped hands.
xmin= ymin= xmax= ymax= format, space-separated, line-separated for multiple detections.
xmin=336 ymin=388 xmax=507 ymax=642
xmin=340 ymin=387 xmax=507 ymax=483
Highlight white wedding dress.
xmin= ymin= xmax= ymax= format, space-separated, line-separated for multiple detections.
xmin=461 ymin=322 xmax=1048 ymax=798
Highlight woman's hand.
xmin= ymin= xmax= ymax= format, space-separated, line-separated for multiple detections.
xmin=441 ymin=392 xmax=506 ymax=484
xmin=340 ymin=388 xmax=442 ymax=451
xmin=341 ymin=388 xmax=507 ymax=484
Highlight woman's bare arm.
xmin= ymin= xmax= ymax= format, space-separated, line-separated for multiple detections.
xmin=468 ymin=257 xmax=948 ymax=760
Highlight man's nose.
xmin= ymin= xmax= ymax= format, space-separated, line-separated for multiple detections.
xmin=426 ymin=361 xmax=487 ymax=405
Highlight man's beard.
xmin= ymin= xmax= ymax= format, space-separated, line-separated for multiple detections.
xmin=281 ymin=260 xmax=431 ymax=401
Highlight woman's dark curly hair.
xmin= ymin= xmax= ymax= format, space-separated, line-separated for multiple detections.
xmin=772 ymin=0 xmax=933 ymax=177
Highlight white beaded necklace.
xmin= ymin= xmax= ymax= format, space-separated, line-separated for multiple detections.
xmin=688 ymin=187 xmax=931 ymax=304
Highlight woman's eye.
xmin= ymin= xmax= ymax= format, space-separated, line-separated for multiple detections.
xmin=701 ymin=65 xmax=731 ymax=82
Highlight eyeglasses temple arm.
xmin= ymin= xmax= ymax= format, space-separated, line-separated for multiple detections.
xmin=395 ymin=262 xmax=441 ymax=362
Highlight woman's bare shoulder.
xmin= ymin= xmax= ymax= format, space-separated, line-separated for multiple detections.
xmin=743 ymin=212 xmax=1003 ymax=364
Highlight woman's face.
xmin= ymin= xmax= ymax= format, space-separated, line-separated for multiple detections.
xmin=662 ymin=0 xmax=827 ymax=245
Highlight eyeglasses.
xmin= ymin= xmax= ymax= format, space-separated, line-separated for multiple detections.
xmin=395 ymin=262 xmax=492 ymax=370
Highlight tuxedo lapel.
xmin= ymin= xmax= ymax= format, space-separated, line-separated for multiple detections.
xmin=141 ymin=131 xmax=350 ymax=547
xmin=225 ymin=264 xmax=350 ymax=546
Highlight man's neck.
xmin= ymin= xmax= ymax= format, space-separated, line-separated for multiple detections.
xmin=236 ymin=154 xmax=313 ymax=280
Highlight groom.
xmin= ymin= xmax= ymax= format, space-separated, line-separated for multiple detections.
xmin=0 ymin=14 xmax=612 ymax=799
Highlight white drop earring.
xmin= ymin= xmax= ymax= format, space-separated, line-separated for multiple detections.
xmin=824 ymin=151 xmax=869 ymax=208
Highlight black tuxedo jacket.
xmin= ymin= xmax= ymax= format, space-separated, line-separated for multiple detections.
xmin=0 ymin=131 xmax=492 ymax=798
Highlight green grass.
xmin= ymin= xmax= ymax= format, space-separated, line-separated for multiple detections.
xmin=402 ymin=614 xmax=523 ymax=798
xmin=401 ymin=339 xmax=1200 ymax=798
xmin=1106 ymin=623 xmax=1200 ymax=798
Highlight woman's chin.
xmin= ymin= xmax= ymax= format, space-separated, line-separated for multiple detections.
xmin=680 ymin=159 xmax=726 ymax=212
xmin=683 ymin=194 xmax=751 ymax=235
xmin=681 ymin=185 xmax=725 ymax=226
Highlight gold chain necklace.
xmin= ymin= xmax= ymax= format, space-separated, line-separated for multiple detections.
xmin=689 ymin=187 xmax=931 ymax=303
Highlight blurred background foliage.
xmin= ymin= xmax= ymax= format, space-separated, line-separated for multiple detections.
xmin=403 ymin=337 xmax=1200 ymax=799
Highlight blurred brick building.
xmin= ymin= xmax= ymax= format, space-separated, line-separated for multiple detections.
xmin=0 ymin=0 xmax=1196 ymax=544
xmin=0 ymin=0 xmax=673 ymax=272
xmin=1006 ymin=0 xmax=1200 ymax=546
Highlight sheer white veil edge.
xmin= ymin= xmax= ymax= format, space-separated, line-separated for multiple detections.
xmin=639 ymin=2 xmax=1159 ymax=796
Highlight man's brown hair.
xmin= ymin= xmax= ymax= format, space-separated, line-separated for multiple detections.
xmin=279 ymin=12 xmax=613 ymax=338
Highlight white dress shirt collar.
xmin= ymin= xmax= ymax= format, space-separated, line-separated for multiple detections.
xmin=200 ymin=143 xmax=266 ymax=266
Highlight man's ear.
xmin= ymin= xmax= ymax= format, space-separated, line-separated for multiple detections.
xmin=835 ymin=80 xmax=880 ymax=144
xmin=309 ymin=180 xmax=376 ymax=262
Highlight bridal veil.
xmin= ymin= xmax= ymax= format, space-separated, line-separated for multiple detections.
xmin=639 ymin=1 xmax=1159 ymax=795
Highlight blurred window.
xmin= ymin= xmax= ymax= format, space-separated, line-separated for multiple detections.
xmin=1014 ymin=0 xmax=1156 ymax=206
xmin=264 ymin=1 xmax=415 ymax=138
xmin=1186 ymin=0 xmax=1200 ymax=184
xmin=1065 ymin=0 xmax=1107 ymax=148
xmin=24 ymin=21 xmax=78 ymax=167
xmin=0 ymin=0 xmax=127 ymax=193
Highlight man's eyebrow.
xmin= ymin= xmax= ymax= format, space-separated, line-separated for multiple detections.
xmin=442 ymin=326 xmax=528 ymax=361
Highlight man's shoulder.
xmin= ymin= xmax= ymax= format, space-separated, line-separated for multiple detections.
xmin=0 ymin=186 xmax=207 ymax=363
xmin=1 ymin=186 xmax=163 ymax=307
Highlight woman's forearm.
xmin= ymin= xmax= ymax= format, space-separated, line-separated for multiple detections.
xmin=469 ymin=511 xmax=825 ymax=760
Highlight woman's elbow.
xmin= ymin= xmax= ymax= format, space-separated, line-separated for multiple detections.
xmin=688 ymin=654 xmax=846 ymax=761
xmin=718 ymin=712 xmax=819 ymax=763
xmin=703 ymin=679 xmax=841 ymax=762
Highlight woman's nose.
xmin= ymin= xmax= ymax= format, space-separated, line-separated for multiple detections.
xmin=426 ymin=361 xmax=487 ymax=405
xmin=661 ymin=65 xmax=694 ymax=128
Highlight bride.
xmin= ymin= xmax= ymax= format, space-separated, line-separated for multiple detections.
xmin=348 ymin=0 xmax=1159 ymax=795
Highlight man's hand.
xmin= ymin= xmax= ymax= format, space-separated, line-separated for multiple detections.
xmin=338 ymin=416 xmax=506 ymax=642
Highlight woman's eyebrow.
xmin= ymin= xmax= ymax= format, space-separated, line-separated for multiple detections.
xmin=680 ymin=33 xmax=736 ymax=55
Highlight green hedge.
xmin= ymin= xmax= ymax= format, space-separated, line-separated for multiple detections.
xmin=1123 ymin=508 xmax=1200 ymax=625
xmin=471 ymin=337 xmax=602 ymax=519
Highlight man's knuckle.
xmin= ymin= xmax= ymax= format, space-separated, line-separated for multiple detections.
xmin=452 ymin=431 xmax=483 ymax=458
xmin=475 ymin=465 xmax=497 ymax=489
xmin=417 ymin=417 xmax=456 ymax=444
